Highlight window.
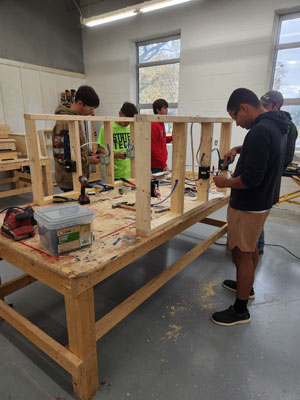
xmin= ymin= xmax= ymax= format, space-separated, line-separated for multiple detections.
xmin=136 ymin=35 xmax=181 ymax=132
xmin=272 ymin=13 xmax=300 ymax=156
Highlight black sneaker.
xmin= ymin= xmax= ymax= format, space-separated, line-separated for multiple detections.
xmin=211 ymin=305 xmax=251 ymax=326
xmin=222 ymin=279 xmax=255 ymax=299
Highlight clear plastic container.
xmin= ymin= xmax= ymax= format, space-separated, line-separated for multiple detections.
xmin=34 ymin=203 xmax=95 ymax=256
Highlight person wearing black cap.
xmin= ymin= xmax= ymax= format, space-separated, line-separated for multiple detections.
xmin=257 ymin=90 xmax=298 ymax=253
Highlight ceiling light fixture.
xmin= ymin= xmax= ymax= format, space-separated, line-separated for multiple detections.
xmin=83 ymin=9 xmax=137 ymax=27
xmin=140 ymin=0 xmax=193 ymax=13
xmin=82 ymin=0 xmax=194 ymax=27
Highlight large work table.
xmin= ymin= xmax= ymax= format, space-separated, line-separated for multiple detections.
xmin=0 ymin=188 xmax=229 ymax=400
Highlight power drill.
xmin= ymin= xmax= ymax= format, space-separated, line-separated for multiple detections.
xmin=78 ymin=176 xmax=90 ymax=205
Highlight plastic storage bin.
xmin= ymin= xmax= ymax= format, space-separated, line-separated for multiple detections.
xmin=34 ymin=203 xmax=96 ymax=256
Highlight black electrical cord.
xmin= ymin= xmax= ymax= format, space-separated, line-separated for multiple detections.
xmin=213 ymin=241 xmax=300 ymax=260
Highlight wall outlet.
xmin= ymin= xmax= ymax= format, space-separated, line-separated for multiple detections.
xmin=214 ymin=140 xmax=218 ymax=146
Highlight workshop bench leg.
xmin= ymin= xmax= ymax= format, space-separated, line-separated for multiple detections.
xmin=65 ymin=288 xmax=98 ymax=400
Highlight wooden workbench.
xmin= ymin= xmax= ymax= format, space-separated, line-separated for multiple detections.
xmin=0 ymin=187 xmax=228 ymax=400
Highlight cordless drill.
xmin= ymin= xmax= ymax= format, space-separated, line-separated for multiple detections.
xmin=78 ymin=176 xmax=90 ymax=205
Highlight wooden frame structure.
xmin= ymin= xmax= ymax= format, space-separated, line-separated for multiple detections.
xmin=1 ymin=113 xmax=232 ymax=400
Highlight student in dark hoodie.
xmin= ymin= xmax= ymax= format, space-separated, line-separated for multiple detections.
xmin=52 ymin=85 xmax=101 ymax=191
xmin=212 ymin=88 xmax=288 ymax=327
xmin=256 ymin=90 xmax=298 ymax=253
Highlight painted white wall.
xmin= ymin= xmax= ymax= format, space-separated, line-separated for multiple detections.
xmin=82 ymin=0 xmax=299 ymax=171
xmin=0 ymin=58 xmax=86 ymax=132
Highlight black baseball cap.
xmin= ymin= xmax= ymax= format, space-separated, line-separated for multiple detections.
xmin=260 ymin=90 xmax=284 ymax=107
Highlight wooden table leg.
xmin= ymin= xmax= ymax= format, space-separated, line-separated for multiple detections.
xmin=65 ymin=288 xmax=98 ymax=400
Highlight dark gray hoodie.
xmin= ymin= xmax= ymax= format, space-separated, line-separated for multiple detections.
xmin=230 ymin=110 xmax=289 ymax=211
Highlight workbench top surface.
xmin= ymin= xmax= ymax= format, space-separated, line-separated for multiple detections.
xmin=0 ymin=186 xmax=228 ymax=282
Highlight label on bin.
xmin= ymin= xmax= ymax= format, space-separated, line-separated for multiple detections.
xmin=57 ymin=224 xmax=92 ymax=254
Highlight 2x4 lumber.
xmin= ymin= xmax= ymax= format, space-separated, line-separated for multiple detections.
xmin=25 ymin=119 xmax=44 ymax=203
xmin=33 ymin=191 xmax=80 ymax=206
xmin=24 ymin=113 xmax=134 ymax=123
xmin=135 ymin=119 xmax=151 ymax=236
xmin=219 ymin=122 xmax=232 ymax=159
xmin=0 ymin=157 xmax=49 ymax=172
xmin=196 ymin=122 xmax=213 ymax=203
xmin=68 ymin=121 xmax=82 ymax=193
xmin=0 ymin=175 xmax=19 ymax=185
xmin=95 ymin=223 xmax=227 ymax=340
xmin=65 ymin=289 xmax=98 ymax=400
xmin=0 ymin=299 xmax=83 ymax=378
xmin=200 ymin=217 xmax=227 ymax=227
xmin=135 ymin=115 xmax=232 ymax=124
xmin=0 ymin=273 xmax=37 ymax=298
xmin=103 ymin=121 xmax=114 ymax=185
xmin=129 ymin=121 xmax=135 ymax=178
xmin=42 ymin=161 xmax=53 ymax=196
xmin=0 ymin=186 xmax=32 ymax=199
xmin=170 ymin=122 xmax=187 ymax=214
xmin=90 ymin=121 xmax=101 ymax=179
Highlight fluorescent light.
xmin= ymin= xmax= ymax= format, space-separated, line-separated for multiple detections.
xmin=140 ymin=0 xmax=193 ymax=13
xmin=82 ymin=0 xmax=194 ymax=27
xmin=83 ymin=9 xmax=136 ymax=27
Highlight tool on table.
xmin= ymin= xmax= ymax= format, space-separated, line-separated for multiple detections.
xmin=112 ymin=202 xmax=136 ymax=211
xmin=154 ymin=206 xmax=170 ymax=214
xmin=78 ymin=176 xmax=90 ymax=205
xmin=53 ymin=195 xmax=77 ymax=203
xmin=1 ymin=206 xmax=36 ymax=241
xmin=93 ymin=182 xmax=114 ymax=192
xmin=120 ymin=178 xmax=136 ymax=187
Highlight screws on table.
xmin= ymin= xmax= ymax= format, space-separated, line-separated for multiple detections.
xmin=78 ymin=176 xmax=90 ymax=205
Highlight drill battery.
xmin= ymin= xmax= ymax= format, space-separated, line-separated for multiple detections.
xmin=1 ymin=206 xmax=36 ymax=241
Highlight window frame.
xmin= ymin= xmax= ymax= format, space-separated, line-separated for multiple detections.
xmin=271 ymin=12 xmax=300 ymax=106
xmin=136 ymin=34 xmax=181 ymax=113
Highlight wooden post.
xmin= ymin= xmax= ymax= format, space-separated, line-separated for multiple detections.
xmin=25 ymin=119 xmax=44 ymax=204
xmin=170 ymin=122 xmax=187 ymax=214
xmin=219 ymin=122 xmax=232 ymax=160
xmin=219 ymin=122 xmax=232 ymax=195
xmin=68 ymin=121 xmax=82 ymax=193
xmin=89 ymin=121 xmax=101 ymax=182
xmin=129 ymin=121 xmax=135 ymax=179
xmin=135 ymin=118 xmax=151 ymax=236
xmin=65 ymin=288 xmax=98 ymax=400
xmin=196 ymin=122 xmax=213 ymax=203
xmin=103 ymin=121 xmax=114 ymax=185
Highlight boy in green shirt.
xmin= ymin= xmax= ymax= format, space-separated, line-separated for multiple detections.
xmin=97 ymin=102 xmax=138 ymax=180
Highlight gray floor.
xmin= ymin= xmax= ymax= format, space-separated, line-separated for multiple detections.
xmin=0 ymin=193 xmax=300 ymax=400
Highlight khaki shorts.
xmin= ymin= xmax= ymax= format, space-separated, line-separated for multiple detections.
xmin=227 ymin=206 xmax=270 ymax=252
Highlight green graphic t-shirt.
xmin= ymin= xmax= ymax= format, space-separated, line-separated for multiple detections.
xmin=97 ymin=122 xmax=131 ymax=179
